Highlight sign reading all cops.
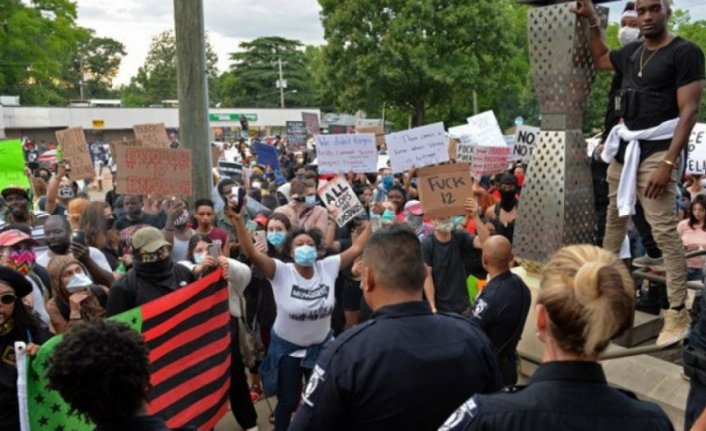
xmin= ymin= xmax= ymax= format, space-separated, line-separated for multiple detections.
xmin=687 ymin=123 xmax=706 ymax=175
xmin=318 ymin=177 xmax=365 ymax=227
xmin=513 ymin=126 xmax=540 ymax=164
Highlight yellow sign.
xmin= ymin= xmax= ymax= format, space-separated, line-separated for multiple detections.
xmin=92 ymin=120 xmax=105 ymax=129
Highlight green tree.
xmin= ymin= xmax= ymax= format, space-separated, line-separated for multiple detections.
xmin=0 ymin=0 xmax=85 ymax=105
xmin=318 ymin=0 xmax=517 ymax=128
xmin=221 ymin=36 xmax=314 ymax=108
xmin=64 ymin=30 xmax=126 ymax=100
xmin=121 ymin=30 xmax=218 ymax=106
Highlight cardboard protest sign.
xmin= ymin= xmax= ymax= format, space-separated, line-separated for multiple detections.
xmin=318 ymin=176 xmax=365 ymax=227
xmin=385 ymin=122 xmax=448 ymax=173
xmin=286 ymin=121 xmax=308 ymax=152
xmin=0 ymin=139 xmax=31 ymax=192
xmin=109 ymin=139 xmax=142 ymax=161
xmin=316 ymin=134 xmax=377 ymax=174
xmin=466 ymin=111 xmax=507 ymax=148
xmin=357 ymin=125 xmax=385 ymax=149
xmin=55 ymin=127 xmax=94 ymax=180
xmin=418 ymin=163 xmax=473 ymax=219
xmin=302 ymin=112 xmax=321 ymax=136
xmin=133 ymin=123 xmax=171 ymax=148
xmin=513 ymin=126 xmax=540 ymax=164
xmin=687 ymin=123 xmax=706 ymax=175
xmin=218 ymin=161 xmax=243 ymax=181
xmin=114 ymin=147 xmax=192 ymax=196
xmin=211 ymin=145 xmax=221 ymax=168
xmin=253 ymin=142 xmax=280 ymax=170
xmin=470 ymin=146 xmax=511 ymax=177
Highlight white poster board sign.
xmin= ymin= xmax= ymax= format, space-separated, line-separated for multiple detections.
xmin=385 ymin=122 xmax=448 ymax=173
xmin=318 ymin=176 xmax=365 ymax=227
xmin=316 ymin=134 xmax=378 ymax=174
xmin=448 ymin=124 xmax=476 ymax=163
xmin=688 ymin=123 xmax=706 ymax=175
xmin=465 ymin=111 xmax=507 ymax=148
xmin=513 ymin=126 xmax=540 ymax=164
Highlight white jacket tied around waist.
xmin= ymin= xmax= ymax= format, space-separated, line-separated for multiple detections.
xmin=601 ymin=118 xmax=679 ymax=217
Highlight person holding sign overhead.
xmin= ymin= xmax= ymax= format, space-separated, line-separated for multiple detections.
xmin=423 ymin=197 xmax=488 ymax=316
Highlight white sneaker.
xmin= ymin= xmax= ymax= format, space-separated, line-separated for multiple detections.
xmin=656 ymin=308 xmax=690 ymax=347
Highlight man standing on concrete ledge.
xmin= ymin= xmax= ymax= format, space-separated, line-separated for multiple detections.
xmin=573 ymin=0 xmax=704 ymax=346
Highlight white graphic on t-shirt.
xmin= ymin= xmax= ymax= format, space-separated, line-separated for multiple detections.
xmin=472 ymin=298 xmax=488 ymax=319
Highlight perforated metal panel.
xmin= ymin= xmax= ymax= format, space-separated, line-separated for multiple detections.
xmin=514 ymin=3 xmax=607 ymax=273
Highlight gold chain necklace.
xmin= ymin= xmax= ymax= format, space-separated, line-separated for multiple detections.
xmin=638 ymin=36 xmax=673 ymax=78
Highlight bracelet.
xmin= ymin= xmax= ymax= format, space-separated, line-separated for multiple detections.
xmin=69 ymin=316 xmax=81 ymax=321
xmin=588 ymin=19 xmax=599 ymax=29
xmin=661 ymin=159 xmax=676 ymax=168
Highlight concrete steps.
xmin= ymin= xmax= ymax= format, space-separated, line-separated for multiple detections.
xmin=513 ymin=267 xmax=689 ymax=430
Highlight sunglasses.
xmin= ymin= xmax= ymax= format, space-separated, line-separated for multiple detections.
xmin=139 ymin=246 xmax=171 ymax=263
xmin=0 ymin=294 xmax=17 ymax=305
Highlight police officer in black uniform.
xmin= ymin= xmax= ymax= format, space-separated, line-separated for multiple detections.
xmin=289 ymin=225 xmax=502 ymax=431
xmin=441 ymin=245 xmax=673 ymax=431
xmin=471 ymin=235 xmax=530 ymax=386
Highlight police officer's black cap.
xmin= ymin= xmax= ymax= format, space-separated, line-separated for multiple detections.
xmin=0 ymin=266 xmax=32 ymax=298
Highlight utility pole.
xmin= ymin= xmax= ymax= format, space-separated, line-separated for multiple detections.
xmin=79 ymin=57 xmax=85 ymax=100
xmin=174 ymin=0 xmax=211 ymax=204
xmin=277 ymin=57 xmax=285 ymax=109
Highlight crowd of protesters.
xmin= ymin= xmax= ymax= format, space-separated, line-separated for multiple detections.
xmin=3 ymin=0 xmax=706 ymax=429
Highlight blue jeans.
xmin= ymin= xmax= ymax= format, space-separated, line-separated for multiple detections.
xmin=275 ymin=355 xmax=312 ymax=431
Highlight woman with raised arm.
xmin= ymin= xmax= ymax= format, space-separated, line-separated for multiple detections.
xmin=228 ymin=197 xmax=371 ymax=431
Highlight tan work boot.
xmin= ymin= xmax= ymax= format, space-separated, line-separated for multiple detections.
xmin=656 ymin=308 xmax=690 ymax=347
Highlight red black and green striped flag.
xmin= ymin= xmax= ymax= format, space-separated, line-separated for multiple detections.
xmin=17 ymin=268 xmax=231 ymax=431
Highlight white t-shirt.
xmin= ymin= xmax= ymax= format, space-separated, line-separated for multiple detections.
xmin=269 ymin=255 xmax=341 ymax=347
xmin=36 ymin=247 xmax=112 ymax=273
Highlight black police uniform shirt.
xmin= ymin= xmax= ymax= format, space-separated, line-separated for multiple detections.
xmin=440 ymin=361 xmax=673 ymax=431
xmin=288 ymin=301 xmax=502 ymax=431
xmin=609 ymin=37 xmax=705 ymax=163
xmin=471 ymin=271 xmax=531 ymax=359
xmin=422 ymin=231 xmax=476 ymax=314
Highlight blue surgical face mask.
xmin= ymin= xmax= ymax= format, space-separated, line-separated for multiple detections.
xmin=66 ymin=273 xmax=93 ymax=292
xmin=294 ymin=245 xmax=317 ymax=267
xmin=305 ymin=195 xmax=317 ymax=208
xmin=268 ymin=231 xmax=286 ymax=247
xmin=382 ymin=175 xmax=394 ymax=189
xmin=193 ymin=252 xmax=206 ymax=265
xmin=381 ymin=209 xmax=395 ymax=222
xmin=453 ymin=216 xmax=465 ymax=228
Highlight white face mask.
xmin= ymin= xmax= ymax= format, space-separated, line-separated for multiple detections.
xmin=618 ymin=26 xmax=640 ymax=47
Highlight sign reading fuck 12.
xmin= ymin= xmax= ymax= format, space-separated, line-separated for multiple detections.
xmin=385 ymin=122 xmax=449 ymax=173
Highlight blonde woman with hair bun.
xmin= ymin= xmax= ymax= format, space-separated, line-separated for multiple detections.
xmin=440 ymin=245 xmax=672 ymax=431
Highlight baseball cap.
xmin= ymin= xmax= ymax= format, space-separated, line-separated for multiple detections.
xmin=499 ymin=174 xmax=518 ymax=186
xmin=253 ymin=214 xmax=269 ymax=227
xmin=404 ymin=200 xmax=424 ymax=216
xmin=1 ymin=185 xmax=30 ymax=200
xmin=0 ymin=229 xmax=38 ymax=247
xmin=131 ymin=227 xmax=170 ymax=253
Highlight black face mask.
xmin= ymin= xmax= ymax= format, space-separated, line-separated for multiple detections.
xmin=500 ymin=190 xmax=517 ymax=212
xmin=48 ymin=240 xmax=71 ymax=255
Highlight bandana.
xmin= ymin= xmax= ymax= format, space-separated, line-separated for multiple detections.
xmin=6 ymin=249 xmax=36 ymax=275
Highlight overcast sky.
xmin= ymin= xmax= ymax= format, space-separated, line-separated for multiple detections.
xmin=74 ymin=0 xmax=706 ymax=87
